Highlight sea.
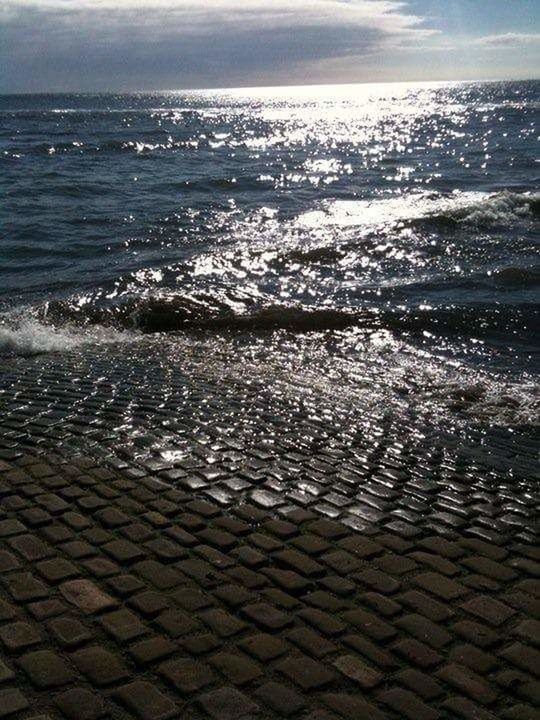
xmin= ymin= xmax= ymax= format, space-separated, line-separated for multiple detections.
xmin=0 ymin=80 xmax=538 ymax=432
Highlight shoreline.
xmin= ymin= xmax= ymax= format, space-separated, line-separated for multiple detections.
xmin=0 ymin=335 xmax=537 ymax=534
xmin=0 ymin=335 xmax=538 ymax=718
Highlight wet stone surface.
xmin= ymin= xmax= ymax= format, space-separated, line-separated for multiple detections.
xmin=0 ymin=448 xmax=535 ymax=719
xmin=0 ymin=336 xmax=537 ymax=546
xmin=0 ymin=335 xmax=538 ymax=718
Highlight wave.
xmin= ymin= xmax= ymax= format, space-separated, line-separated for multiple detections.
xmin=135 ymin=303 xmax=365 ymax=334
xmin=492 ymin=266 xmax=540 ymax=286
xmin=16 ymin=290 xmax=536 ymax=347
xmin=433 ymin=378 xmax=539 ymax=427
xmin=2 ymin=308 xmax=537 ymax=429
xmin=0 ymin=320 xmax=134 ymax=357
xmin=420 ymin=191 xmax=540 ymax=229
xmin=383 ymin=304 xmax=538 ymax=342
xmin=285 ymin=246 xmax=345 ymax=264
xmin=11 ymin=137 xmax=193 ymax=158
xmin=383 ymin=266 xmax=540 ymax=295
xmin=297 ymin=191 xmax=539 ymax=231
xmin=39 ymin=295 xmax=366 ymax=334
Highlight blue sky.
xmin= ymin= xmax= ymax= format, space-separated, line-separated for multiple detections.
xmin=1 ymin=0 xmax=538 ymax=92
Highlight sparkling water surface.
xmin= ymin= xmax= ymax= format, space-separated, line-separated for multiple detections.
xmin=0 ymin=81 xmax=538 ymax=427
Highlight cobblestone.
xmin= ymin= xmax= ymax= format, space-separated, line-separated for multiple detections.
xmin=18 ymin=650 xmax=75 ymax=688
xmin=199 ymin=687 xmax=259 ymax=719
xmin=71 ymin=645 xmax=129 ymax=686
xmin=0 ymin=688 xmax=29 ymax=717
xmin=0 ymin=622 xmax=41 ymax=652
xmin=0 ymin=449 xmax=536 ymax=718
xmin=54 ymin=688 xmax=107 ymax=720
xmin=60 ymin=579 xmax=117 ymax=614
xmin=254 ymin=681 xmax=305 ymax=716
xmin=277 ymin=655 xmax=337 ymax=690
xmin=114 ymin=680 xmax=178 ymax=720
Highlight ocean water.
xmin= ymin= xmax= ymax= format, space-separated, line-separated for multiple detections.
xmin=0 ymin=81 xmax=538 ymax=426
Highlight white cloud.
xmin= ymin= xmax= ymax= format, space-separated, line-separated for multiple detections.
xmin=1 ymin=0 xmax=440 ymax=90
xmin=473 ymin=32 xmax=540 ymax=48
xmin=0 ymin=0 xmax=430 ymax=35
xmin=2 ymin=0 xmax=536 ymax=91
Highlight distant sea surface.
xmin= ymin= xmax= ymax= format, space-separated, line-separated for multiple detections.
xmin=0 ymin=81 xmax=538 ymax=422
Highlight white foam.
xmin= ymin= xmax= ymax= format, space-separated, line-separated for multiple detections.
xmin=448 ymin=190 xmax=536 ymax=226
xmin=0 ymin=320 xmax=133 ymax=357
xmin=431 ymin=377 xmax=539 ymax=427
xmin=295 ymin=190 xmax=537 ymax=230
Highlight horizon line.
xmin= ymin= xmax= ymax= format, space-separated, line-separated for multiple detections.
xmin=1 ymin=75 xmax=539 ymax=97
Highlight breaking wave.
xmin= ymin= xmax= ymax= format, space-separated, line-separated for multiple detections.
xmin=420 ymin=190 xmax=540 ymax=229
xmin=5 ymin=291 xmax=534 ymax=348
xmin=297 ymin=191 xmax=539 ymax=231
xmin=0 ymin=319 xmax=134 ymax=357
xmin=39 ymin=295 xmax=366 ymax=334
xmin=433 ymin=378 xmax=539 ymax=427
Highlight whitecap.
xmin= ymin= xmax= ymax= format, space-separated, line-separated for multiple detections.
xmin=0 ymin=320 xmax=134 ymax=357
xmin=295 ymin=190 xmax=538 ymax=230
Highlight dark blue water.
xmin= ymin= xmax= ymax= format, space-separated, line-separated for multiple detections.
xmin=1 ymin=81 xmax=538 ymax=372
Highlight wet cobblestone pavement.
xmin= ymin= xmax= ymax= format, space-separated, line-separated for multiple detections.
xmin=0 ymin=333 xmax=538 ymax=718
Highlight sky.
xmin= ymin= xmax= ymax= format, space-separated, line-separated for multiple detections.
xmin=1 ymin=0 xmax=539 ymax=92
